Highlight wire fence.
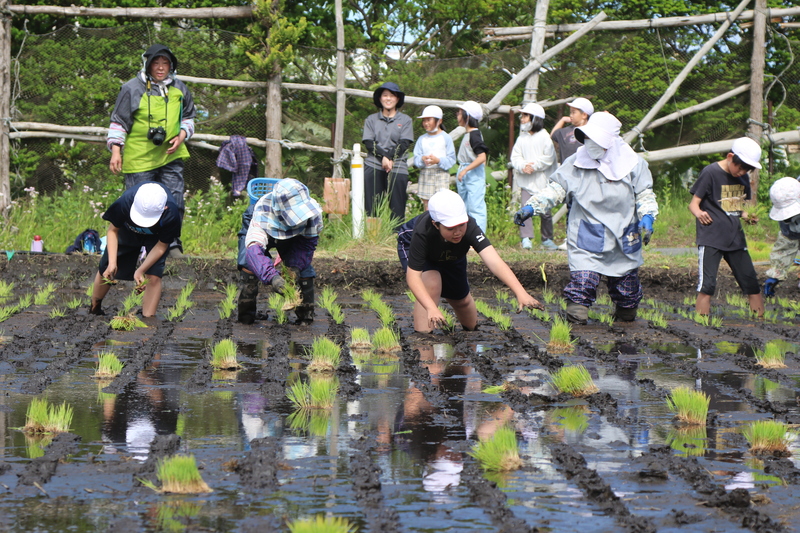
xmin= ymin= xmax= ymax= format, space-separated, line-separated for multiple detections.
xmin=8 ymin=20 xmax=799 ymax=202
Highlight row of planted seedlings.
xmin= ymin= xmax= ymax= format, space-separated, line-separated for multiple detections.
xmin=0 ymin=280 xmax=61 ymax=323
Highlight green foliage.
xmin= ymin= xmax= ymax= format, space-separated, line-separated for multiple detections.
xmin=268 ymin=293 xmax=288 ymax=324
xmin=219 ymin=283 xmax=239 ymax=320
xmin=48 ymin=307 xmax=66 ymax=319
xmin=349 ymin=327 xmax=372 ymax=349
xmin=469 ymin=426 xmax=522 ymax=472
xmin=33 ymin=282 xmax=57 ymax=305
xmin=372 ymin=327 xmax=401 ymax=354
xmin=237 ymin=0 xmax=308 ymax=76
xmin=475 ymin=299 xmax=512 ymax=330
xmin=0 ymin=281 xmax=14 ymax=304
xmin=666 ymin=386 xmax=709 ymax=425
xmin=166 ymin=282 xmax=196 ymax=322
xmin=754 ymin=341 xmax=787 ymax=369
xmin=546 ymin=317 xmax=575 ymax=353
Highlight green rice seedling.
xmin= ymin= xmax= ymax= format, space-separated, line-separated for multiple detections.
xmin=776 ymin=296 xmax=791 ymax=308
xmin=349 ymin=327 xmax=372 ymax=349
xmin=725 ymin=292 xmax=749 ymax=308
xmin=527 ymin=307 xmax=552 ymax=322
xmin=754 ymin=341 xmax=787 ymax=369
xmin=474 ymin=300 xmax=512 ymax=330
xmin=328 ymin=305 xmax=345 ymax=324
xmin=18 ymin=294 xmax=32 ymax=309
xmin=710 ymin=315 xmax=723 ymax=327
xmin=318 ymin=286 xmax=338 ymax=310
xmin=360 ymin=288 xmax=380 ymax=305
xmin=550 ymin=365 xmax=598 ymax=397
xmin=548 ymin=406 xmax=590 ymax=434
xmin=287 ymin=515 xmax=357 ymax=533
xmin=495 ymin=289 xmax=511 ymax=304
xmin=279 ymin=274 xmax=303 ymax=311
xmin=166 ymin=282 xmax=196 ymax=321
xmin=33 ymin=282 xmax=57 ymax=305
xmin=596 ymin=293 xmax=612 ymax=307
xmin=763 ymin=309 xmax=779 ymax=323
xmin=438 ymin=306 xmax=456 ymax=333
xmin=692 ymin=313 xmax=709 ymax=326
xmin=469 ymin=426 xmax=523 ymax=472
xmin=120 ymin=289 xmax=143 ymax=315
xmin=218 ymin=283 xmax=238 ymax=319
xmin=23 ymin=398 xmax=74 ymax=434
xmin=666 ymin=426 xmax=707 ymax=457
xmin=48 ymin=307 xmax=66 ymax=318
xmin=373 ymin=301 xmax=396 ymax=327
xmin=211 ymin=339 xmax=241 ymax=370
xmin=109 ymin=315 xmax=147 ymax=331
xmin=287 ymin=376 xmax=339 ymax=409
xmin=372 ymin=326 xmax=401 ymax=353
xmin=683 ymin=295 xmax=695 ymax=306
xmin=85 ymin=283 xmax=94 ymax=297
xmin=557 ymin=299 xmax=567 ymax=311
xmin=646 ymin=310 xmax=668 ymax=328
xmin=140 ymin=455 xmax=212 ymax=494
xmin=267 ymin=294 xmax=288 ymax=324
xmin=589 ymin=310 xmax=614 ymax=327
xmin=306 ymin=336 xmax=342 ymax=373
xmin=94 ymin=351 xmax=124 ymax=379
xmin=0 ymin=281 xmax=14 ymax=304
xmin=287 ymin=408 xmax=333 ymax=437
xmin=0 ymin=305 xmax=18 ymax=323
xmin=546 ymin=316 xmax=575 ymax=354
xmin=665 ymin=386 xmax=709 ymax=425
xmin=405 ymin=289 xmax=416 ymax=303
xmin=541 ymin=287 xmax=557 ymax=305
xmin=644 ymin=297 xmax=656 ymax=308
xmin=65 ymin=296 xmax=84 ymax=309
xmin=742 ymin=420 xmax=796 ymax=455
xmin=481 ymin=382 xmax=511 ymax=395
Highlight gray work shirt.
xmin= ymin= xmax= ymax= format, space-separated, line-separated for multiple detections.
xmin=362 ymin=111 xmax=414 ymax=173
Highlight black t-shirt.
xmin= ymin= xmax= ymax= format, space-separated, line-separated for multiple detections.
xmin=689 ymin=162 xmax=750 ymax=251
xmin=102 ymin=182 xmax=182 ymax=244
xmin=407 ymin=211 xmax=491 ymax=271
xmin=551 ymin=125 xmax=580 ymax=163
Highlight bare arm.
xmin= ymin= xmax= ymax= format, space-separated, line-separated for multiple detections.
xmin=478 ymin=245 xmax=542 ymax=311
xmin=689 ymin=195 xmax=712 ymax=225
xmin=406 ymin=267 xmax=445 ymax=328
xmin=134 ymin=241 xmax=169 ymax=287
xmin=550 ymin=116 xmax=571 ymax=134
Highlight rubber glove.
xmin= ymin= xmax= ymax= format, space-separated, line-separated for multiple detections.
xmin=270 ymin=275 xmax=286 ymax=293
xmin=639 ymin=214 xmax=654 ymax=245
xmin=763 ymin=277 xmax=780 ymax=298
xmin=514 ymin=205 xmax=534 ymax=226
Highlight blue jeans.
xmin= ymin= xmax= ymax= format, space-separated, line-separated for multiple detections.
xmin=456 ymin=163 xmax=486 ymax=232
xmin=124 ymin=159 xmax=185 ymax=212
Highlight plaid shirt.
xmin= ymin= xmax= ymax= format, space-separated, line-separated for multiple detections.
xmin=245 ymin=182 xmax=323 ymax=248
xmin=216 ymin=136 xmax=257 ymax=195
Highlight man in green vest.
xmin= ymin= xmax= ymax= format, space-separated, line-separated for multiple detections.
xmin=107 ymin=44 xmax=196 ymax=257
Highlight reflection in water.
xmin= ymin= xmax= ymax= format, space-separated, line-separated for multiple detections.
xmin=547 ymin=406 xmax=589 ymax=443
xmin=152 ymin=501 xmax=203 ymax=533
xmin=666 ymin=426 xmax=707 ymax=457
xmin=725 ymin=457 xmax=784 ymax=490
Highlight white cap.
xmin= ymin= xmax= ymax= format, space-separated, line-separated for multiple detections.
xmin=520 ymin=102 xmax=545 ymax=119
xmin=769 ymin=177 xmax=800 ymax=221
xmin=731 ymin=137 xmax=762 ymax=169
xmin=131 ymin=183 xmax=167 ymax=227
xmin=418 ymin=105 xmax=443 ymax=120
xmin=575 ymin=111 xmax=621 ymax=149
xmin=567 ymin=97 xmax=594 ymax=116
xmin=457 ymin=101 xmax=483 ymax=122
xmin=428 ymin=190 xmax=468 ymax=227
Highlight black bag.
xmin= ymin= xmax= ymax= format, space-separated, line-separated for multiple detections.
xmin=65 ymin=229 xmax=101 ymax=254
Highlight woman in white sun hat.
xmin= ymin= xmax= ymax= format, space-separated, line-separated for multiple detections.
xmin=763 ymin=177 xmax=800 ymax=298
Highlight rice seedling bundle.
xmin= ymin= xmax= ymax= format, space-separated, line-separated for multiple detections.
xmin=550 ymin=365 xmax=598 ymax=397
xmin=94 ymin=351 xmax=125 ymax=379
xmin=109 ymin=315 xmax=147 ymax=331
xmin=349 ymin=327 xmax=372 ymax=349
xmin=147 ymin=455 xmax=212 ymax=494
xmin=211 ymin=339 xmax=241 ymax=370
xmin=665 ymin=386 xmax=709 ymax=425
xmin=24 ymin=398 xmax=73 ymax=434
xmin=306 ymin=336 xmax=342 ymax=372
xmin=546 ymin=317 xmax=575 ymax=354
xmin=287 ymin=377 xmax=339 ymax=410
xmin=754 ymin=341 xmax=787 ymax=369
xmin=372 ymin=327 xmax=401 ymax=353
xmin=742 ymin=420 xmax=796 ymax=455
xmin=288 ymin=515 xmax=357 ymax=533
xmin=469 ymin=426 xmax=523 ymax=472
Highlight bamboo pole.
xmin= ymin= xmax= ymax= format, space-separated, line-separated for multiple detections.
xmin=622 ymin=0 xmax=751 ymax=145
xmin=7 ymin=5 xmax=252 ymax=18
xmin=639 ymin=129 xmax=800 ymax=163
xmin=482 ymin=7 xmax=800 ymax=40
xmin=485 ymin=11 xmax=607 ymax=113
xmin=332 ymin=0 xmax=346 ymax=179
xmin=523 ymin=0 xmax=550 ymax=104
xmin=747 ymin=0 xmax=767 ymax=202
xmin=0 ymin=0 xmax=9 ymax=214
xmin=644 ymin=84 xmax=750 ymax=131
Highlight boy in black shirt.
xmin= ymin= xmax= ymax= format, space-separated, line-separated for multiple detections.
xmin=688 ymin=137 xmax=764 ymax=318
xmin=90 ymin=181 xmax=182 ymax=317
xmin=399 ymin=189 xmax=541 ymax=333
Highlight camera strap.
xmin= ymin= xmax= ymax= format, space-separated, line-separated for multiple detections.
xmin=146 ymin=78 xmax=168 ymax=130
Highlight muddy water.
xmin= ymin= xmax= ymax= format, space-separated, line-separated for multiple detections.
xmin=1 ymin=258 xmax=800 ymax=532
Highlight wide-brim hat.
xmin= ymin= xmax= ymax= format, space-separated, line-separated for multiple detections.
xmin=264 ymin=179 xmax=322 ymax=238
xmin=428 ymin=190 xmax=468 ymax=227
xmin=575 ymin=111 xmax=621 ymax=149
xmin=131 ymin=182 xmax=167 ymax=227
xmin=769 ymin=177 xmax=800 ymax=221
xmin=373 ymin=82 xmax=405 ymax=109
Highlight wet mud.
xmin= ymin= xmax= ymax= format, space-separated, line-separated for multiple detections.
xmin=0 ymin=255 xmax=799 ymax=532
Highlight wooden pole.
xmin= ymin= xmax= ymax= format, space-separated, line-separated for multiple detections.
xmin=645 ymin=84 xmax=750 ymax=131
xmin=332 ymin=0 xmax=345 ymax=179
xmin=523 ymin=0 xmax=550 ymax=104
xmin=639 ymin=129 xmax=800 ymax=163
xmin=7 ymin=5 xmax=252 ymax=18
xmin=747 ymin=0 xmax=767 ymax=201
xmin=485 ymin=11 xmax=607 ymax=113
xmin=623 ymin=0 xmax=751 ymax=145
xmin=0 ymin=0 xmax=9 ymax=214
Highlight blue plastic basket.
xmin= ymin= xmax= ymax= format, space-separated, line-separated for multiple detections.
xmin=247 ymin=178 xmax=280 ymax=205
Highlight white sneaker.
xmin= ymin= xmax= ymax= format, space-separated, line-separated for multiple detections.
xmin=521 ymin=237 xmax=532 ymax=250
xmin=557 ymin=241 xmax=567 ymax=251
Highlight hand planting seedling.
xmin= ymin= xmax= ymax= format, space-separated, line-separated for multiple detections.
xmin=665 ymin=386 xmax=709 ymax=425
xmin=754 ymin=340 xmax=787 ymax=368
xmin=287 ymin=515 xmax=357 ymax=533
xmin=94 ymin=351 xmax=125 ymax=379
xmin=140 ymin=455 xmax=212 ymax=494
xmin=741 ymin=420 xmax=796 ymax=455
xmin=211 ymin=339 xmax=241 ymax=370
xmin=550 ymin=364 xmax=598 ymax=397
xmin=349 ymin=327 xmax=372 ymax=350
xmin=23 ymin=397 xmax=74 ymax=434
xmin=437 ymin=306 xmax=456 ymax=333
xmin=133 ymin=277 xmax=148 ymax=295
xmin=469 ymin=425 xmax=523 ymax=472
xmin=306 ymin=336 xmax=341 ymax=373
xmin=547 ymin=316 xmax=576 ymax=354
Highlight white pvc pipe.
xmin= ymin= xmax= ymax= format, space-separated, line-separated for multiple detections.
xmin=351 ymin=143 xmax=365 ymax=239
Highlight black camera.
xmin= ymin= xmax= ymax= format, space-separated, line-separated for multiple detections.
xmin=147 ymin=126 xmax=166 ymax=146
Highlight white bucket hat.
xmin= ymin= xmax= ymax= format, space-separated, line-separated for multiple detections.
xmin=131 ymin=182 xmax=167 ymax=227
xmin=457 ymin=101 xmax=483 ymax=122
xmin=520 ymin=102 xmax=545 ymax=119
xmin=575 ymin=112 xmax=620 ymax=149
xmin=418 ymin=105 xmax=443 ymax=120
xmin=769 ymin=177 xmax=800 ymax=221
xmin=567 ymin=97 xmax=594 ymax=116
xmin=428 ymin=190 xmax=468 ymax=227
xmin=731 ymin=137 xmax=762 ymax=169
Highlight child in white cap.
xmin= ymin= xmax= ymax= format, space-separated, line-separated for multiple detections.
xmin=413 ymin=105 xmax=456 ymax=210
xmin=763 ymin=177 xmax=800 ymax=297
xmin=399 ymin=189 xmax=541 ymax=333
xmin=511 ymin=102 xmax=558 ymax=250
xmin=550 ymin=97 xmax=593 ymax=163
xmin=689 ymin=137 xmax=764 ymax=317
xmin=455 ymin=101 xmax=489 ymax=232
xmin=514 ymin=111 xmax=659 ymax=324
xmin=90 ymin=181 xmax=182 ymax=317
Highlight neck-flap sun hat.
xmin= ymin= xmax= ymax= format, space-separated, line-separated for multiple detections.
xmin=428 ymin=190 xmax=468 ymax=227
xmin=457 ymin=101 xmax=483 ymax=122
xmin=263 ymin=178 xmax=322 ymax=239
xmin=373 ymin=81 xmax=405 ymax=110
xmin=769 ymin=177 xmax=800 ymax=221
xmin=731 ymin=137 xmax=762 ymax=169
xmin=575 ymin=111 xmax=621 ymax=149
xmin=520 ymin=102 xmax=545 ymax=119
xmin=131 ymin=183 xmax=168 ymax=227
xmin=567 ymin=97 xmax=594 ymax=116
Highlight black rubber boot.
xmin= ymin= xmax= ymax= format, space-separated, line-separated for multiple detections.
xmin=237 ymin=271 xmax=260 ymax=324
xmin=613 ymin=305 xmax=637 ymax=322
xmin=295 ymin=277 xmax=315 ymax=324
xmin=565 ymin=301 xmax=588 ymax=325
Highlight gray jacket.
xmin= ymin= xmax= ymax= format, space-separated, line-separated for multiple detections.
xmin=362 ymin=111 xmax=414 ymax=173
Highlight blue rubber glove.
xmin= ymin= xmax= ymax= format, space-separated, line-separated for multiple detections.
xmin=763 ymin=277 xmax=780 ymax=298
xmin=514 ymin=205 xmax=534 ymax=226
xmin=639 ymin=214 xmax=654 ymax=245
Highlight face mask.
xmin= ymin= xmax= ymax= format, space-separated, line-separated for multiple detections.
xmin=584 ymin=138 xmax=606 ymax=160
xmin=520 ymin=122 xmax=532 ymax=132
